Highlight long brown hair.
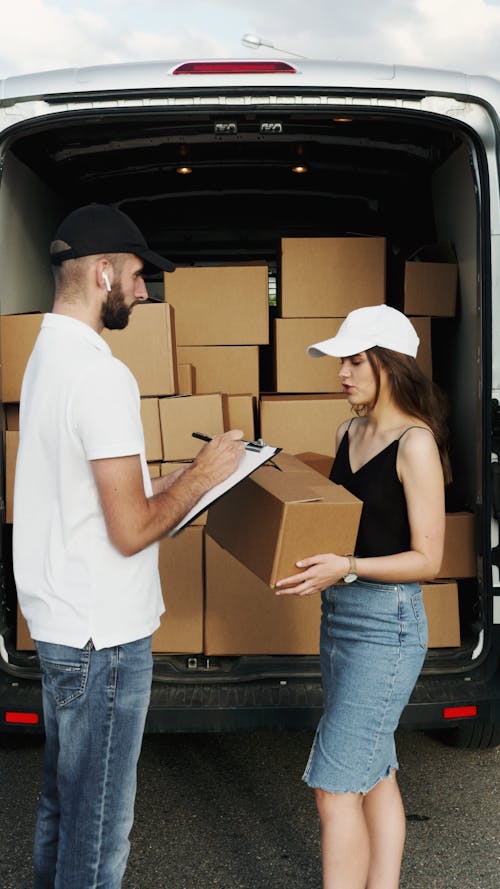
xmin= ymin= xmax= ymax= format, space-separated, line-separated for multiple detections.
xmin=364 ymin=346 xmax=452 ymax=484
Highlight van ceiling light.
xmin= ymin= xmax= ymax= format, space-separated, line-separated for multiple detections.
xmin=172 ymin=61 xmax=297 ymax=75
xmin=333 ymin=116 xmax=353 ymax=123
xmin=292 ymin=164 xmax=308 ymax=174
xmin=176 ymin=166 xmax=192 ymax=175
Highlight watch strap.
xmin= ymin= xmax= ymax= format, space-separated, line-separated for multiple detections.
xmin=346 ymin=554 xmax=357 ymax=575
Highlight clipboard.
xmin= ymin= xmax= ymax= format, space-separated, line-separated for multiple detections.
xmin=168 ymin=441 xmax=281 ymax=537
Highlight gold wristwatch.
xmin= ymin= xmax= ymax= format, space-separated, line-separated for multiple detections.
xmin=343 ymin=554 xmax=358 ymax=584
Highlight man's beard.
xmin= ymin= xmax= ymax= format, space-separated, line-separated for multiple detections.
xmin=101 ymin=287 xmax=132 ymax=330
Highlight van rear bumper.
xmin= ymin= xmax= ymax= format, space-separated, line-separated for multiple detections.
xmin=144 ymin=671 xmax=500 ymax=733
xmin=1 ymin=667 xmax=499 ymax=735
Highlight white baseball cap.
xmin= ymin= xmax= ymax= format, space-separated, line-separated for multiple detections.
xmin=307 ymin=304 xmax=419 ymax=359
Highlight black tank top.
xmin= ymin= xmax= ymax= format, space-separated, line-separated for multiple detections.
xmin=330 ymin=421 xmax=426 ymax=558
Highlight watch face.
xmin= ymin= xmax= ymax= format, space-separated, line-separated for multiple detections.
xmin=343 ymin=572 xmax=358 ymax=584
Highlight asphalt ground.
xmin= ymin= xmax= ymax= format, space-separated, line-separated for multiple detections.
xmin=0 ymin=728 xmax=498 ymax=888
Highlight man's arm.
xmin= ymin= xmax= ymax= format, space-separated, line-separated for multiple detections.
xmin=91 ymin=430 xmax=244 ymax=556
xmin=151 ymin=466 xmax=188 ymax=494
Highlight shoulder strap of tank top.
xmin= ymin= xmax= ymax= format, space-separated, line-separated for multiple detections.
xmin=397 ymin=425 xmax=433 ymax=441
xmin=335 ymin=417 xmax=356 ymax=457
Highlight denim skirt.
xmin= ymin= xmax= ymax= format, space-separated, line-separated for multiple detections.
xmin=303 ymin=579 xmax=428 ymax=795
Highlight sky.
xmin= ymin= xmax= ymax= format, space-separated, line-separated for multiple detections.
xmin=2 ymin=0 xmax=500 ymax=81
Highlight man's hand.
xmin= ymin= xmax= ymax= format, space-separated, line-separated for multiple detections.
xmin=191 ymin=429 xmax=245 ymax=488
xmin=92 ymin=431 xmax=245 ymax=558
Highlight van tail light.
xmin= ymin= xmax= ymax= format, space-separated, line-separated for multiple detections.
xmin=172 ymin=61 xmax=297 ymax=75
xmin=443 ymin=705 xmax=477 ymax=720
xmin=5 ymin=711 xmax=40 ymax=725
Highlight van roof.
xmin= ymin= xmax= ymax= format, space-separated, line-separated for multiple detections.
xmin=0 ymin=57 xmax=495 ymax=105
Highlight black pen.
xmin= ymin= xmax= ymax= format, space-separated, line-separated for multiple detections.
xmin=192 ymin=432 xmax=281 ymax=469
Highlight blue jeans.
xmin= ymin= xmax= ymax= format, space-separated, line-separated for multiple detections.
xmin=34 ymin=636 xmax=153 ymax=889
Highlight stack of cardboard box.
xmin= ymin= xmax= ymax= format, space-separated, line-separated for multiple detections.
xmin=152 ymin=266 xmax=266 ymax=652
xmin=400 ymin=242 xmax=462 ymax=647
xmin=205 ymin=452 xmax=362 ymax=654
xmin=3 ymin=239 xmax=468 ymax=656
xmin=262 ymin=236 xmax=439 ymax=455
xmin=261 ymin=237 xmax=387 ymax=456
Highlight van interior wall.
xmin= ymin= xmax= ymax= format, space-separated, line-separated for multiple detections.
xmin=431 ymin=144 xmax=480 ymax=511
xmin=0 ymin=151 xmax=62 ymax=316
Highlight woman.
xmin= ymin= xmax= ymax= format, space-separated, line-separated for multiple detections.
xmin=275 ymin=304 xmax=450 ymax=889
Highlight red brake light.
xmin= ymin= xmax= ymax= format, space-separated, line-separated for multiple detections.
xmin=5 ymin=711 xmax=40 ymax=725
xmin=443 ymin=705 xmax=477 ymax=720
xmin=172 ymin=61 xmax=297 ymax=75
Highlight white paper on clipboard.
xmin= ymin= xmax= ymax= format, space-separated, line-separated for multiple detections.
xmin=168 ymin=443 xmax=281 ymax=537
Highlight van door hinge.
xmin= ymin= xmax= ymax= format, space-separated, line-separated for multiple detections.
xmin=491 ymin=401 xmax=500 ymax=540
xmin=491 ymin=398 xmax=500 ymax=459
xmin=214 ymin=122 xmax=237 ymax=135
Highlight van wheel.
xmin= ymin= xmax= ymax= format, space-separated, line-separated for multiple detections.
xmin=430 ymin=720 xmax=500 ymax=749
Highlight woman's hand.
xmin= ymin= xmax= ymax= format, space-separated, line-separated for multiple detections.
xmin=274 ymin=553 xmax=350 ymax=597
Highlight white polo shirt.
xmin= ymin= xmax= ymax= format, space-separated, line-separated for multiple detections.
xmin=13 ymin=313 xmax=164 ymax=650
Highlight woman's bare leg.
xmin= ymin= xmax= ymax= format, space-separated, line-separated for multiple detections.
xmin=315 ymin=787 xmax=370 ymax=889
xmin=363 ymin=771 xmax=406 ymax=889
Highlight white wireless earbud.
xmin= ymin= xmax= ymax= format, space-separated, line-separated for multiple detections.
xmin=102 ymin=272 xmax=112 ymax=293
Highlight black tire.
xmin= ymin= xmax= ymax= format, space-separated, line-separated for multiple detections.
xmin=430 ymin=720 xmax=500 ymax=749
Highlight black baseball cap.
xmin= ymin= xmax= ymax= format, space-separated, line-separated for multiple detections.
xmin=50 ymin=204 xmax=175 ymax=273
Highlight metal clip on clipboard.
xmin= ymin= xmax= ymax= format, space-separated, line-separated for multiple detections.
xmin=191 ymin=433 xmax=282 ymax=469
xmin=245 ymin=438 xmax=282 ymax=469
xmin=244 ymin=437 xmax=266 ymax=452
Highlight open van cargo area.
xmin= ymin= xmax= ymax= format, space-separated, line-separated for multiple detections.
xmin=0 ymin=101 xmax=487 ymax=686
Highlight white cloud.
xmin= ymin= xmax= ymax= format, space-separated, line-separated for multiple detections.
xmin=1 ymin=2 xmax=112 ymax=73
xmin=379 ymin=0 xmax=500 ymax=71
xmin=1 ymin=0 xmax=500 ymax=80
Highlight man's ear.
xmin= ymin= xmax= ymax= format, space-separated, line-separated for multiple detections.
xmin=96 ymin=259 xmax=112 ymax=293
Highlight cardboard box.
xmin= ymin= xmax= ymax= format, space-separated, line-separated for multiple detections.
xmin=0 ymin=312 xmax=42 ymax=402
xmin=275 ymin=318 xmax=344 ymax=392
xmin=177 ymin=345 xmax=260 ymax=398
xmin=5 ymin=430 xmax=19 ymax=524
xmin=4 ymin=403 xmax=20 ymax=430
xmin=161 ymin=461 xmax=207 ymax=525
xmin=165 ymin=265 xmax=269 ymax=345
xmin=410 ymin=316 xmax=432 ymax=379
xmin=405 ymin=263 xmax=457 ymax=316
xmin=280 ymin=237 xmax=386 ymax=318
xmin=152 ymin=527 xmax=204 ymax=653
xmin=296 ymin=452 xmax=333 ymax=478
xmin=422 ymin=582 xmax=461 ymax=647
xmin=159 ymin=394 xmax=224 ymax=460
xmin=437 ymin=512 xmax=476 ymax=579
xmin=205 ymin=534 xmax=320 ymax=655
xmin=271 ymin=452 xmax=315 ymax=472
xmin=17 ymin=605 xmax=35 ymax=651
xmin=404 ymin=245 xmax=457 ymax=317
xmin=148 ymin=463 xmax=162 ymax=479
xmin=140 ymin=398 xmax=163 ymax=462
xmin=222 ymin=394 xmax=256 ymax=441
xmin=260 ymin=394 xmax=352 ymax=456
xmin=206 ymin=455 xmax=362 ymax=587
xmin=178 ymin=363 xmax=194 ymax=395
xmin=103 ymin=302 xmax=178 ymax=397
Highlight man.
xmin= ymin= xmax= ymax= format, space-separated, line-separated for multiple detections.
xmin=13 ymin=204 xmax=244 ymax=889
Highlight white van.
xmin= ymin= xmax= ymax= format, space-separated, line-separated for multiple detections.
xmin=0 ymin=57 xmax=499 ymax=747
